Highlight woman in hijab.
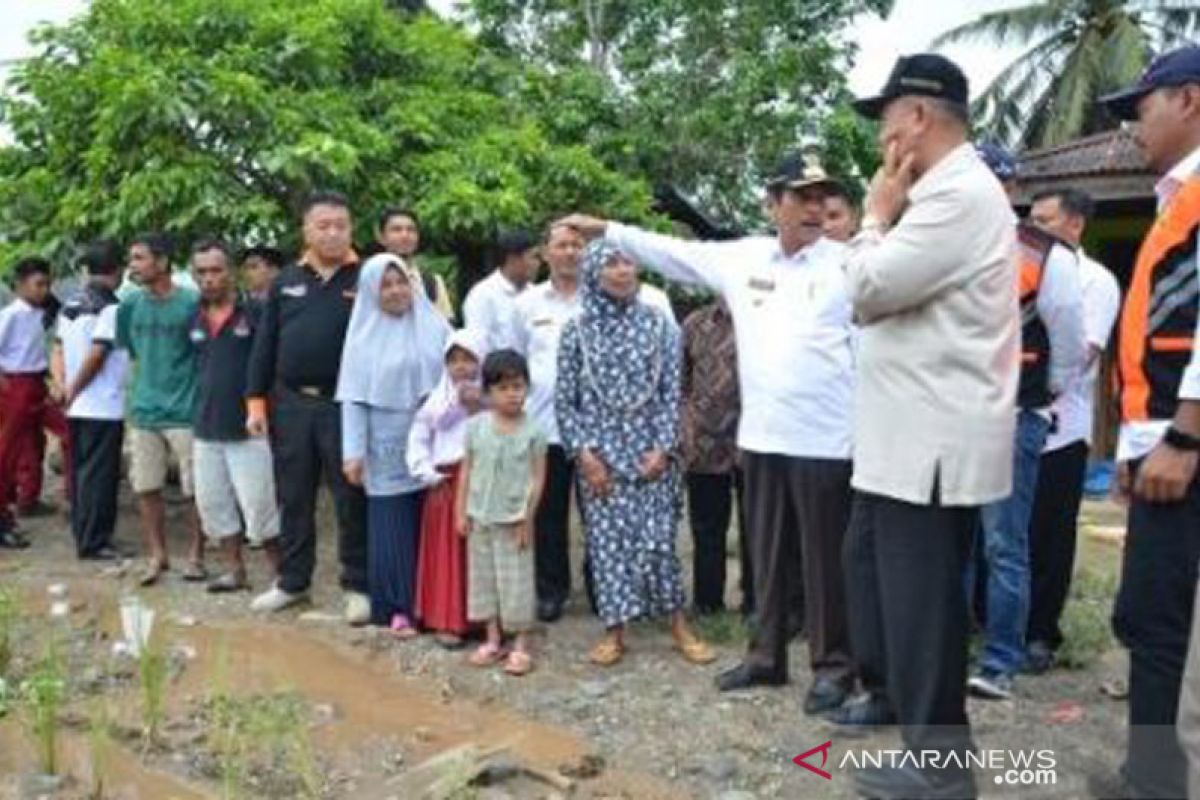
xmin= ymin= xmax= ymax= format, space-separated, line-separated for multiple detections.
xmin=556 ymin=241 xmax=715 ymax=667
xmin=338 ymin=253 xmax=451 ymax=637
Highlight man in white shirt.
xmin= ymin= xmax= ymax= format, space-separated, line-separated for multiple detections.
xmin=844 ymin=54 xmax=1018 ymax=798
xmin=463 ymin=229 xmax=539 ymax=352
xmin=0 ymin=257 xmax=62 ymax=548
xmin=1024 ymin=189 xmax=1121 ymax=674
xmin=52 ymin=241 xmax=130 ymax=560
xmin=513 ymin=223 xmax=675 ymax=623
xmin=968 ymin=145 xmax=1087 ymax=701
xmin=1097 ymin=46 xmax=1200 ymax=800
xmin=559 ymin=152 xmax=859 ymax=718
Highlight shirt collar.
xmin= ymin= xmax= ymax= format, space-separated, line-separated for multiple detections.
xmin=1155 ymin=144 xmax=1200 ymax=209
xmin=493 ymin=269 xmax=521 ymax=295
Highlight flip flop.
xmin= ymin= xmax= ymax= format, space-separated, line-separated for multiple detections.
xmin=389 ymin=613 xmax=419 ymax=640
xmin=181 ymin=561 xmax=208 ymax=582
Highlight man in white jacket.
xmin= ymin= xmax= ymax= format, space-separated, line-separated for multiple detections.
xmin=843 ymin=53 xmax=1018 ymax=799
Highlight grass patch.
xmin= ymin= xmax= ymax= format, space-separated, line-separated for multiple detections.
xmin=22 ymin=637 xmax=66 ymax=776
xmin=88 ymin=699 xmax=115 ymax=799
xmin=0 ymin=588 xmax=16 ymax=679
xmin=138 ymin=620 xmax=169 ymax=746
xmin=1057 ymin=566 xmax=1118 ymax=670
xmin=693 ymin=610 xmax=750 ymax=646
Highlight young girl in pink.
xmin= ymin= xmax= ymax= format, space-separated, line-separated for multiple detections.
xmin=408 ymin=329 xmax=488 ymax=647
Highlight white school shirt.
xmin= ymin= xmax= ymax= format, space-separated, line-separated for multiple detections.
xmin=513 ymin=279 xmax=677 ymax=446
xmin=1117 ymin=144 xmax=1200 ymax=462
xmin=56 ymin=302 xmax=130 ymax=421
xmin=1044 ymin=252 xmax=1120 ymax=452
xmin=605 ymin=223 xmax=855 ymax=460
xmin=0 ymin=297 xmax=48 ymax=374
xmin=461 ymin=270 xmax=527 ymax=352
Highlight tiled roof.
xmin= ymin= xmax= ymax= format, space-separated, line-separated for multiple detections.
xmin=1016 ymin=128 xmax=1155 ymax=202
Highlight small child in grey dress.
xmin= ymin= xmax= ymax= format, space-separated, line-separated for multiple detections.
xmin=455 ymin=349 xmax=547 ymax=676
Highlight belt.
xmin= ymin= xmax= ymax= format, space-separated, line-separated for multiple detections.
xmin=284 ymin=384 xmax=336 ymax=401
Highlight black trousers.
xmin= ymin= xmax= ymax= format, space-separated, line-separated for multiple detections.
xmin=67 ymin=418 xmax=122 ymax=557
xmin=534 ymin=444 xmax=576 ymax=605
xmin=1113 ymin=463 xmax=1200 ymax=799
xmin=742 ymin=452 xmax=852 ymax=681
xmin=271 ymin=389 xmax=367 ymax=594
xmin=686 ymin=470 xmax=752 ymax=613
xmin=1027 ymin=440 xmax=1088 ymax=648
xmin=845 ymin=490 xmax=975 ymax=753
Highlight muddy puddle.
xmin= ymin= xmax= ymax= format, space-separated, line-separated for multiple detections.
xmin=0 ymin=577 xmax=682 ymax=799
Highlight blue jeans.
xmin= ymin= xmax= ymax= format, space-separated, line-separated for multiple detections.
xmin=977 ymin=410 xmax=1051 ymax=677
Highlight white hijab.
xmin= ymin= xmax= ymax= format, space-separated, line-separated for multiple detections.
xmin=336 ymin=253 xmax=450 ymax=410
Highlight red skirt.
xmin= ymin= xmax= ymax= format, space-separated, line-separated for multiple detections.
xmin=414 ymin=464 xmax=468 ymax=634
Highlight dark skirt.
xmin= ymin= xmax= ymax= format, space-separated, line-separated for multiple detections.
xmin=367 ymin=491 xmax=424 ymax=626
xmin=415 ymin=464 xmax=469 ymax=634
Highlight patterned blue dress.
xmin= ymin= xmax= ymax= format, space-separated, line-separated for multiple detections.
xmin=555 ymin=242 xmax=686 ymax=627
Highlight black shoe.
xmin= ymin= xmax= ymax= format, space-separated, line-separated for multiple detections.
xmin=714 ymin=662 xmax=787 ymax=692
xmin=804 ymin=675 xmax=851 ymax=716
xmin=854 ymin=762 xmax=977 ymax=799
xmin=825 ymin=691 xmax=896 ymax=737
xmin=536 ymin=599 xmax=564 ymax=623
xmin=0 ymin=528 xmax=30 ymax=549
xmin=80 ymin=546 xmax=121 ymax=561
xmin=1022 ymin=640 xmax=1055 ymax=675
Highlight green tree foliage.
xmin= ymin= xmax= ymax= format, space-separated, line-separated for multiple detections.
xmin=933 ymin=1 xmax=1200 ymax=150
xmin=0 ymin=0 xmax=655 ymax=277
xmin=465 ymin=0 xmax=892 ymax=228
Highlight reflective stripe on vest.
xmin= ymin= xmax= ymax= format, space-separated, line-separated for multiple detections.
xmin=1118 ymin=176 xmax=1200 ymax=422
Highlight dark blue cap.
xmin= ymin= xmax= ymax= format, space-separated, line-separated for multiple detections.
xmin=1100 ymin=46 xmax=1200 ymax=121
xmin=976 ymin=142 xmax=1018 ymax=181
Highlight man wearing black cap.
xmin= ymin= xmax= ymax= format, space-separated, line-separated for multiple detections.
xmin=557 ymin=154 xmax=858 ymax=717
xmin=843 ymin=54 xmax=1019 ymax=798
xmin=1096 ymin=45 xmax=1200 ymax=800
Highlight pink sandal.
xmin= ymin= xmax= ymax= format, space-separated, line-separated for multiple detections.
xmin=389 ymin=613 xmax=419 ymax=640
xmin=468 ymin=642 xmax=506 ymax=667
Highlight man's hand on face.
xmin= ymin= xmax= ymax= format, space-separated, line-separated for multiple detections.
xmin=864 ymin=140 xmax=916 ymax=229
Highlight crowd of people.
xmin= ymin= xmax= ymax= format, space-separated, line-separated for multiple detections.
xmin=0 ymin=45 xmax=1198 ymax=799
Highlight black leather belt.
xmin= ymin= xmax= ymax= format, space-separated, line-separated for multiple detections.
xmin=284 ymin=384 xmax=335 ymax=400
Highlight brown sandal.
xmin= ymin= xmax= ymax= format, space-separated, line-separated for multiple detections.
xmin=588 ymin=638 xmax=624 ymax=667
xmin=673 ymin=631 xmax=716 ymax=665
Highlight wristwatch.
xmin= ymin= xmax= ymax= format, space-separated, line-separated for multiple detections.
xmin=1163 ymin=426 xmax=1200 ymax=452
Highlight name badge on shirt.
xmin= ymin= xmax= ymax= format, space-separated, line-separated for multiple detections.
xmin=281 ymin=284 xmax=307 ymax=298
xmin=532 ymin=316 xmax=554 ymax=328
xmin=342 ymin=290 xmax=357 ymax=301
xmin=233 ymin=320 xmax=251 ymax=338
xmin=748 ymin=275 xmax=776 ymax=307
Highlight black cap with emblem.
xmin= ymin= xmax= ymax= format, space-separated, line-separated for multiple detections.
xmin=852 ymin=53 xmax=970 ymax=119
xmin=765 ymin=152 xmax=839 ymax=193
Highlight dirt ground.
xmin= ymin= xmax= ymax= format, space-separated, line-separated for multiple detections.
xmin=0 ymin=470 xmax=1133 ymax=800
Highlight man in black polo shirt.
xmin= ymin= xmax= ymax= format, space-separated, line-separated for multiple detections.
xmin=189 ymin=240 xmax=280 ymax=593
xmin=247 ymin=192 xmax=370 ymax=624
